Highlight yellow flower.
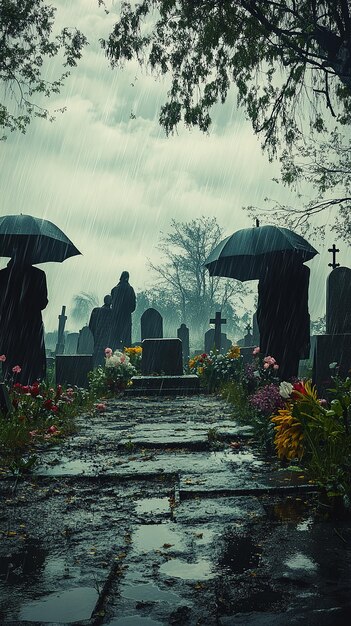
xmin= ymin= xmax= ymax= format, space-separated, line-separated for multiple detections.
xmin=227 ymin=345 xmax=240 ymax=359
xmin=271 ymin=408 xmax=304 ymax=460
xmin=198 ymin=366 xmax=204 ymax=375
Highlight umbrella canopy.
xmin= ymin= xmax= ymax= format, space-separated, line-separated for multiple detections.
xmin=0 ymin=214 xmax=81 ymax=264
xmin=204 ymin=225 xmax=318 ymax=281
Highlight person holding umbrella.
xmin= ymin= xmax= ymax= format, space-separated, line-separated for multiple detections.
xmin=257 ymin=254 xmax=311 ymax=381
xmin=0 ymin=242 xmax=48 ymax=384
xmin=0 ymin=213 xmax=81 ymax=384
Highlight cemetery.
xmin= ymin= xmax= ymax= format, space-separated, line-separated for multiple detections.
xmin=1 ymin=232 xmax=351 ymax=624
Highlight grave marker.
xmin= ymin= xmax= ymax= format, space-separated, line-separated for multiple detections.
xmin=77 ymin=326 xmax=94 ymax=355
xmin=141 ymin=308 xmax=163 ymax=340
xmin=55 ymin=306 xmax=67 ymax=355
xmin=209 ymin=311 xmax=226 ymax=352
xmin=177 ymin=323 xmax=190 ymax=366
xmin=141 ymin=338 xmax=183 ymax=376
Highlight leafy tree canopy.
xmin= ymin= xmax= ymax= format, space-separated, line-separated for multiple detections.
xmin=102 ymin=1 xmax=351 ymax=155
xmin=0 ymin=0 xmax=87 ymax=138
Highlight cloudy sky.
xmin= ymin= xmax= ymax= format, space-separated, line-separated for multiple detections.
xmin=1 ymin=0 xmax=349 ymax=332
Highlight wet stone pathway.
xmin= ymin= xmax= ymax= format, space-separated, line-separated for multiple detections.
xmin=1 ymin=395 xmax=351 ymax=625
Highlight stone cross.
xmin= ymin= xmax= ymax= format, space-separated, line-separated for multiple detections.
xmin=245 ymin=323 xmax=252 ymax=334
xmin=55 ymin=305 xmax=67 ymax=355
xmin=328 ymin=244 xmax=340 ymax=269
xmin=210 ymin=311 xmax=227 ymax=352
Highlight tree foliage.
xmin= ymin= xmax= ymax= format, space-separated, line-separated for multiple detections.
xmin=102 ymin=1 xmax=351 ymax=155
xmin=0 ymin=0 xmax=87 ymax=138
xmin=71 ymin=292 xmax=99 ymax=325
xmin=147 ymin=217 xmax=251 ymax=343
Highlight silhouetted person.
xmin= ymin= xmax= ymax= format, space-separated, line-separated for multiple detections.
xmin=0 ymin=248 xmax=48 ymax=384
xmin=257 ymin=256 xmax=310 ymax=381
xmin=111 ymin=271 xmax=136 ymax=350
xmin=89 ymin=294 xmax=113 ymax=367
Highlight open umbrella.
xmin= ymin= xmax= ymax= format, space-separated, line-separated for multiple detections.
xmin=0 ymin=214 xmax=81 ymax=264
xmin=204 ymin=225 xmax=318 ymax=281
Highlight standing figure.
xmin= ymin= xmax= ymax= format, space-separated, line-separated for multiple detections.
xmin=257 ymin=256 xmax=310 ymax=381
xmin=111 ymin=271 xmax=136 ymax=350
xmin=89 ymin=295 xmax=113 ymax=367
xmin=0 ymin=250 xmax=48 ymax=384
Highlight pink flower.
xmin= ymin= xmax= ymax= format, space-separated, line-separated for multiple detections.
xmin=12 ymin=365 xmax=21 ymax=374
xmin=0 ymin=354 xmax=6 ymax=362
xmin=47 ymin=425 xmax=59 ymax=434
xmin=273 ymin=364 xmax=279 ymax=370
xmin=105 ymin=348 xmax=113 ymax=357
xmin=95 ymin=403 xmax=107 ymax=412
xmin=252 ymin=347 xmax=260 ymax=355
xmin=263 ymin=362 xmax=269 ymax=369
xmin=29 ymin=430 xmax=38 ymax=437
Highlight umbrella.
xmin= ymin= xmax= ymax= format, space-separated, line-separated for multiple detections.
xmin=0 ymin=214 xmax=81 ymax=264
xmin=204 ymin=225 xmax=318 ymax=281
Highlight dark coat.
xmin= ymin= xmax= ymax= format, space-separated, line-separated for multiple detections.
xmin=257 ymin=262 xmax=310 ymax=380
xmin=0 ymin=261 xmax=48 ymax=384
xmin=89 ymin=304 xmax=113 ymax=367
xmin=111 ymin=280 xmax=136 ymax=350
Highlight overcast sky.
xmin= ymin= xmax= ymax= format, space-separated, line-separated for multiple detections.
xmin=1 ymin=0 xmax=350 ymax=332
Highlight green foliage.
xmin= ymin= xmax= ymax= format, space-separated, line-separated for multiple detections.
xmin=102 ymin=1 xmax=351 ymax=155
xmin=0 ymin=0 xmax=87 ymax=138
xmin=88 ymin=350 xmax=137 ymax=396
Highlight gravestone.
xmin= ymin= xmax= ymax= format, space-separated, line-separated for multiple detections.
xmin=244 ymin=323 xmax=253 ymax=347
xmin=77 ymin=326 xmax=94 ymax=355
xmin=65 ymin=333 xmax=79 ymax=355
xmin=209 ymin=311 xmax=226 ymax=352
xmin=55 ymin=306 xmax=67 ymax=355
xmin=205 ymin=329 xmax=231 ymax=355
xmin=141 ymin=338 xmax=183 ymax=376
xmin=56 ymin=355 xmax=93 ymax=388
xmin=141 ymin=308 xmax=163 ymax=341
xmin=326 ymin=267 xmax=351 ymax=335
xmin=177 ymin=323 xmax=190 ymax=366
xmin=0 ymin=383 xmax=12 ymax=416
xmin=313 ymin=265 xmax=351 ymax=395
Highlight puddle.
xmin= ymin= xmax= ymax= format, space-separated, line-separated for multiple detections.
xmin=285 ymin=552 xmax=318 ymax=573
xmin=19 ymin=586 xmax=98 ymax=622
xmin=266 ymin=498 xmax=310 ymax=524
xmin=211 ymin=450 xmax=263 ymax=467
xmin=217 ymin=533 xmax=262 ymax=574
xmin=135 ymin=497 xmax=170 ymax=515
xmin=159 ymin=558 xmax=215 ymax=580
xmin=106 ymin=617 xmax=164 ymax=626
xmin=0 ymin=539 xmax=46 ymax=583
xmin=132 ymin=524 xmax=184 ymax=553
xmin=121 ymin=582 xmax=183 ymax=603
xmin=296 ymin=517 xmax=314 ymax=531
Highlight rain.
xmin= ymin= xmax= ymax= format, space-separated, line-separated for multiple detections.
xmin=1 ymin=1 xmax=351 ymax=624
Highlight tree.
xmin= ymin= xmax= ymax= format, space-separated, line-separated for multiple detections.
xmin=147 ymin=217 xmax=251 ymax=345
xmin=71 ymin=292 xmax=99 ymax=325
xmin=247 ymin=128 xmax=351 ymax=241
xmin=0 ymin=0 xmax=87 ymax=138
xmin=102 ymin=1 xmax=351 ymax=153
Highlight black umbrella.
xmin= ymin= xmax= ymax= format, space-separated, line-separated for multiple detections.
xmin=204 ymin=225 xmax=318 ymax=281
xmin=0 ymin=214 xmax=81 ymax=264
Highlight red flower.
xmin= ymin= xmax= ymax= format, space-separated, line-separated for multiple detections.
xmin=51 ymin=405 xmax=59 ymax=413
xmin=30 ymin=384 xmax=40 ymax=397
xmin=292 ymin=381 xmax=307 ymax=398
xmin=44 ymin=399 xmax=53 ymax=410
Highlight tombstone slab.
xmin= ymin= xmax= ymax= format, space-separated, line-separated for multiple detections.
xmin=65 ymin=333 xmax=79 ymax=355
xmin=128 ymin=374 xmax=200 ymax=396
xmin=177 ymin=324 xmax=190 ymax=365
xmin=326 ymin=267 xmax=351 ymax=335
xmin=141 ymin=308 xmax=163 ymax=341
xmin=77 ymin=326 xmax=94 ymax=355
xmin=141 ymin=338 xmax=183 ymax=376
xmin=56 ymin=355 xmax=93 ymax=388
xmin=205 ymin=329 xmax=231 ymax=354
xmin=312 ymin=334 xmax=351 ymax=396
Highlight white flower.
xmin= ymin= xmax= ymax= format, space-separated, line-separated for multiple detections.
xmin=329 ymin=362 xmax=338 ymax=369
xmin=279 ymin=381 xmax=293 ymax=399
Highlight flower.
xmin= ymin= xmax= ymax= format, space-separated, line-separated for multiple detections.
xmin=0 ymin=354 xmax=6 ymax=362
xmin=271 ymin=408 xmax=304 ymax=460
xmin=12 ymin=365 xmax=21 ymax=374
xmin=249 ymin=383 xmax=285 ymax=417
xmin=291 ymin=380 xmax=308 ymax=398
xmin=47 ymin=425 xmax=59 ymax=434
xmin=253 ymin=347 xmax=260 ymax=355
xmin=95 ymin=402 xmax=107 ymax=412
xmin=279 ymin=381 xmax=293 ymax=399
xmin=105 ymin=347 xmax=113 ymax=357
xmin=263 ymin=356 xmax=276 ymax=366
xmin=227 ymin=345 xmax=240 ymax=359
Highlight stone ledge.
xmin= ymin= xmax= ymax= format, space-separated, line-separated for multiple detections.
xmin=127 ymin=375 xmax=200 ymax=396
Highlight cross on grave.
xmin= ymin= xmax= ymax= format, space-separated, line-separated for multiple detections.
xmin=328 ymin=244 xmax=340 ymax=269
xmin=210 ymin=311 xmax=227 ymax=353
xmin=55 ymin=305 xmax=67 ymax=355
xmin=245 ymin=323 xmax=252 ymax=334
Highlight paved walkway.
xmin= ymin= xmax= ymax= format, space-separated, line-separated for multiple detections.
xmin=1 ymin=395 xmax=351 ymax=625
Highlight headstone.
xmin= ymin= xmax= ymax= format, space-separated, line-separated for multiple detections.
xmin=56 ymin=355 xmax=93 ymax=388
xmin=326 ymin=267 xmax=351 ymax=335
xmin=77 ymin=326 xmax=94 ymax=355
xmin=205 ymin=329 xmax=231 ymax=354
xmin=244 ymin=323 xmax=253 ymax=347
xmin=141 ymin=338 xmax=183 ymax=375
xmin=177 ymin=323 xmax=190 ymax=365
xmin=55 ymin=305 xmax=67 ymax=355
xmin=313 ymin=265 xmax=351 ymax=395
xmin=141 ymin=308 xmax=163 ymax=341
xmin=0 ymin=382 xmax=12 ymax=416
xmin=209 ymin=311 xmax=226 ymax=352
xmin=252 ymin=311 xmax=260 ymax=347
xmin=65 ymin=333 xmax=79 ymax=355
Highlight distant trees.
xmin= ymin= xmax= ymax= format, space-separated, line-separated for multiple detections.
xmin=145 ymin=217 xmax=252 ymax=345
xmin=0 ymin=0 xmax=86 ymax=138
xmin=71 ymin=292 xmax=99 ymax=325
